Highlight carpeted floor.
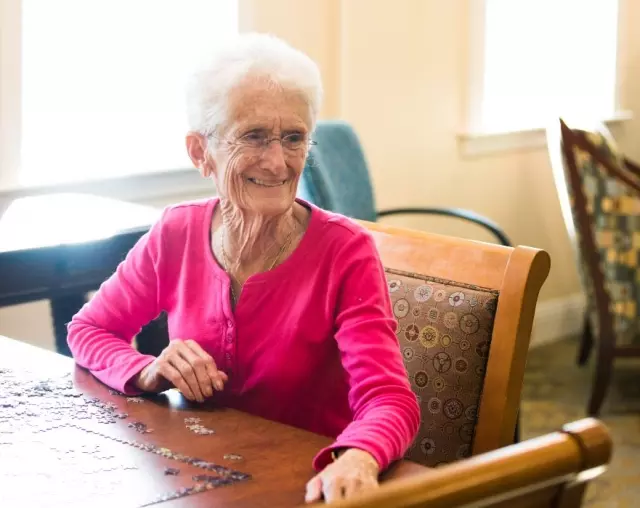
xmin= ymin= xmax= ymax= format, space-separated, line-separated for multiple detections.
xmin=521 ymin=337 xmax=640 ymax=507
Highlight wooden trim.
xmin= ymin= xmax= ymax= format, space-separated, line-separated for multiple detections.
xmin=362 ymin=221 xmax=513 ymax=290
xmin=474 ymin=247 xmax=551 ymax=453
xmin=558 ymin=120 xmax=617 ymax=352
xmin=555 ymin=118 xmax=640 ymax=414
xmin=561 ymin=418 xmax=612 ymax=469
xmin=307 ymin=418 xmax=612 ymax=508
xmin=624 ymin=157 xmax=640 ymax=178
xmin=569 ymin=128 xmax=640 ymax=194
xmin=614 ymin=345 xmax=640 ymax=357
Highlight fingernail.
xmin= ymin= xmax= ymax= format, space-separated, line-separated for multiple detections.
xmin=215 ymin=380 xmax=223 ymax=391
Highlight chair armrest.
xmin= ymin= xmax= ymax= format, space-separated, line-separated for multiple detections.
xmin=377 ymin=207 xmax=512 ymax=247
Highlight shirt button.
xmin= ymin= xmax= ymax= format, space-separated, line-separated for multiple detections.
xmin=227 ymin=320 xmax=233 ymax=328
xmin=225 ymin=352 xmax=232 ymax=361
xmin=226 ymin=335 xmax=233 ymax=343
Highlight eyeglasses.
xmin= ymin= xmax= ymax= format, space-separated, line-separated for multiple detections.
xmin=209 ymin=131 xmax=317 ymax=153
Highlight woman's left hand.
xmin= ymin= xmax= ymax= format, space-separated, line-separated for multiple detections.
xmin=305 ymin=448 xmax=380 ymax=504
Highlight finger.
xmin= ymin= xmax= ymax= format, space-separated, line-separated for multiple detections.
xmin=323 ymin=479 xmax=345 ymax=504
xmin=343 ymin=477 xmax=368 ymax=499
xmin=304 ymin=476 xmax=323 ymax=503
xmin=167 ymin=355 xmax=205 ymax=402
xmin=178 ymin=342 xmax=216 ymax=397
xmin=217 ymin=370 xmax=229 ymax=383
xmin=184 ymin=340 xmax=226 ymax=390
xmin=342 ymin=477 xmax=358 ymax=499
xmin=156 ymin=362 xmax=196 ymax=401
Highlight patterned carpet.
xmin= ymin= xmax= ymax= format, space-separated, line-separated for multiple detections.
xmin=521 ymin=338 xmax=640 ymax=507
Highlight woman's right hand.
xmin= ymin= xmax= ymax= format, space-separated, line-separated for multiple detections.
xmin=133 ymin=339 xmax=228 ymax=402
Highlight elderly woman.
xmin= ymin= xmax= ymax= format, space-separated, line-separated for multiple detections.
xmin=67 ymin=33 xmax=419 ymax=503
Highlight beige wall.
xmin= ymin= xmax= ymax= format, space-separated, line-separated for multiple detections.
xmin=245 ymin=0 xmax=640 ymax=303
xmin=2 ymin=0 xmax=640 ymax=349
xmin=239 ymin=0 xmax=342 ymax=118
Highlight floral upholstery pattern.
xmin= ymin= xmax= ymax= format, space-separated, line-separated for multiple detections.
xmin=565 ymin=130 xmax=640 ymax=344
xmin=385 ymin=268 xmax=499 ymax=467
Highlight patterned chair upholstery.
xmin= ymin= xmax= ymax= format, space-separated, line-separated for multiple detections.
xmin=569 ymin=130 xmax=640 ymax=342
xmin=385 ymin=268 xmax=498 ymax=467
xmin=366 ymin=221 xmax=550 ymax=469
xmin=548 ymin=119 xmax=640 ymax=415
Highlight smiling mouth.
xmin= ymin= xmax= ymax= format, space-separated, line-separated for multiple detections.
xmin=247 ymin=178 xmax=287 ymax=187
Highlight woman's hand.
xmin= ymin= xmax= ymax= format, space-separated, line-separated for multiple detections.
xmin=305 ymin=448 xmax=380 ymax=504
xmin=133 ymin=339 xmax=227 ymax=402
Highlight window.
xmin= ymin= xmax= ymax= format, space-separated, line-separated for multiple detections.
xmin=1 ymin=0 xmax=238 ymax=190
xmin=463 ymin=0 xmax=625 ymax=143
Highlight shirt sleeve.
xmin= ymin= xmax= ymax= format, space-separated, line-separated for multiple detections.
xmin=66 ymin=209 xmax=168 ymax=394
xmin=312 ymin=229 xmax=420 ymax=472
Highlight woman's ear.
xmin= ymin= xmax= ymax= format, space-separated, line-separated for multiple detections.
xmin=186 ymin=132 xmax=216 ymax=178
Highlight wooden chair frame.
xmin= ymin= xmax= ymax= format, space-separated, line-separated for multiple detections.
xmin=362 ymin=221 xmax=551 ymax=456
xmin=308 ymin=418 xmax=611 ymax=508
xmin=547 ymin=118 xmax=640 ymax=415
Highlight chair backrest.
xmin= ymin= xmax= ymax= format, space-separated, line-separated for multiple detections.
xmin=547 ymin=118 xmax=640 ymax=344
xmin=362 ymin=221 xmax=550 ymax=466
xmin=313 ymin=418 xmax=612 ymax=508
xmin=298 ymin=120 xmax=378 ymax=222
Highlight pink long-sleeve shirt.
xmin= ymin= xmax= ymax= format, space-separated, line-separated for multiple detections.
xmin=67 ymin=198 xmax=420 ymax=471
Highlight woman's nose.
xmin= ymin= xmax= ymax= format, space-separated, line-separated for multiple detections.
xmin=260 ymin=138 xmax=287 ymax=171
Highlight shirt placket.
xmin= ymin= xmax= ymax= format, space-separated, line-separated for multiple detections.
xmin=224 ymin=317 xmax=236 ymax=376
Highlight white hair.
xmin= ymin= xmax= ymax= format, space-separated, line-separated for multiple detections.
xmin=186 ymin=32 xmax=323 ymax=136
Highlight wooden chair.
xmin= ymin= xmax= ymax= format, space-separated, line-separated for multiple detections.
xmin=309 ymin=418 xmax=612 ymax=508
xmin=547 ymin=118 xmax=640 ymax=415
xmin=363 ymin=221 xmax=550 ymax=466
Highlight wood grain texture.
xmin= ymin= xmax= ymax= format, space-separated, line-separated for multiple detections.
xmin=307 ymin=418 xmax=612 ymax=508
xmin=549 ymin=119 xmax=640 ymax=417
xmin=0 ymin=336 xmax=425 ymax=507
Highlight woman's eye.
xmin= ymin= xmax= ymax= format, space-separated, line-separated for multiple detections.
xmin=285 ymin=133 xmax=304 ymax=143
xmin=243 ymin=131 xmax=263 ymax=141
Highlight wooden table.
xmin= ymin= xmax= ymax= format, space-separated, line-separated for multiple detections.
xmin=0 ymin=193 xmax=162 ymax=356
xmin=0 ymin=335 xmax=426 ymax=507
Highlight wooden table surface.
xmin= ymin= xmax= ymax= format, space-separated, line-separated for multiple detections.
xmin=0 ymin=336 xmax=426 ymax=507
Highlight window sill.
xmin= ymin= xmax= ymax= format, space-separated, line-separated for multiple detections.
xmin=0 ymin=168 xmax=214 ymax=207
xmin=457 ymin=110 xmax=634 ymax=158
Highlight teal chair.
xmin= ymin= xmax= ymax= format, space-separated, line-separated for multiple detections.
xmin=299 ymin=120 xmax=511 ymax=246
xmin=298 ymin=120 xmax=520 ymax=442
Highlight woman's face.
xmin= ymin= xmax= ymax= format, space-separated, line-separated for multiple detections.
xmin=200 ymin=82 xmax=312 ymax=217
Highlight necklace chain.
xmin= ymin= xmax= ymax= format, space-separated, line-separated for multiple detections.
xmin=219 ymin=225 xmax=296 ymax=304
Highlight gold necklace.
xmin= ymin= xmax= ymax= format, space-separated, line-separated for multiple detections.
xmin=219 ymin=225 xmax=296 ymax=304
